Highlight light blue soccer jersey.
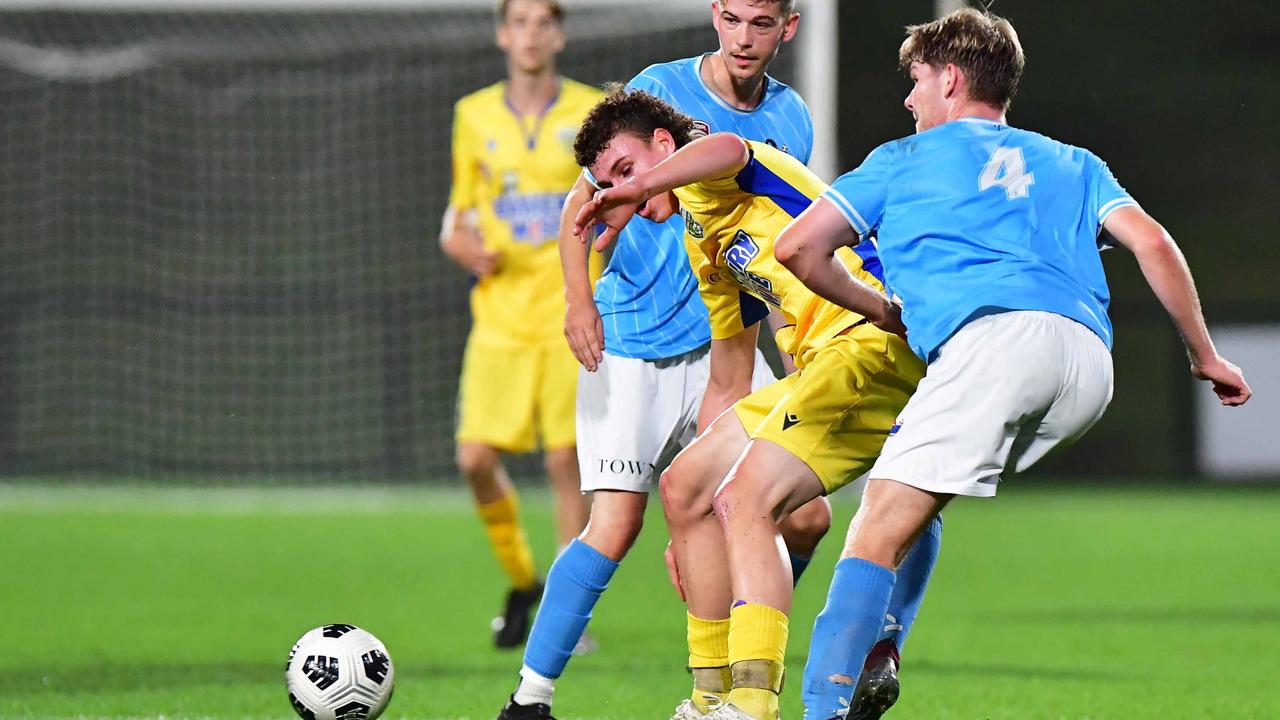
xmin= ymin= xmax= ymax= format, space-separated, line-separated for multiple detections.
xmin=594 ymin=54 xmax=815 ymax=359
xmin=824 ymin=117 xmax=1137 ymax=362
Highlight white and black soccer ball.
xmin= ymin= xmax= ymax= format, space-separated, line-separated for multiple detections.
xmin=285 ymin=624 xmax=395 ymax=720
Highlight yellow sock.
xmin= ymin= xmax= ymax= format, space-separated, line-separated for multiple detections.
xmin=476 ymin=491 xmax=537 ymax=590
xmin=687 ymin=613 xmax=731 ymax=712
xmin=726 ymin=603 xmax=789 ymax=720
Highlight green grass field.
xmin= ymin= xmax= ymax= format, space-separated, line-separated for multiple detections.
xmin=2 ymin=482 xmax=1278 ymax=720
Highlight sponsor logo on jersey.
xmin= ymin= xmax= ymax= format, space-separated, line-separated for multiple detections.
xmin=681 ymin=208 xmax=705 ymax=238
xmin=724 ymin=230 xmax=782 ymax=307
xmin=494 ymin=190 xmax=566 ymax=247
xmin=690 ymin=120 xmax=711 ymax=139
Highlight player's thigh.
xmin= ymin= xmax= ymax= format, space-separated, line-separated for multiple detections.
xmin=871 ymin=311 xmax=1081 ymax=497
xmin=749 ymin=324 xmax=924 ymax=497
xmin=577 ymin=351 xmax=698 ymax=493
xmin=456 ymin=336 xmax=538 ymax=452
xmin=535 ymin=341 xmax=581 ymax=452
xmin=715 ymin=437 xmax=826 ymax=521
xmin=1009 ymin=314 xmax=1115 ymax=472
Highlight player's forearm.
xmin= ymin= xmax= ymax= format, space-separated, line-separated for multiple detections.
xmin=559 ymin=178 xmax=598 ymax=303
xmin=696 ymin=379 xmax=751 ymax=435
xmin=637 ymin=133 xmax=750 ymax=201
xmin=778 ymin=243 xmax=894 ymax=324
xmin=1131 ymin=236 xmax=1217 ymax=363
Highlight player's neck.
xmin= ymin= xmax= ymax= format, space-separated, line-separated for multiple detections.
xmin=947 ymin=100 xmax=1005 ymax=125
xmin=702 ymin=52 xmax=766 ymax=111
xmin=504 ymin=68 xmax=560 ymax=116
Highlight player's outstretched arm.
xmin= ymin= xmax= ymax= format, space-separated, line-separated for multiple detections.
xmin=574 ymin=133 xmax=753 ymax=251
xmin=697 ymin=326 xmax=760 ymax=434
xmin=775 ymin=199 xmax=906 ymax=338
xmin=560 ymin=175 xmax=606 ymax=372
xmin=1103 ymin=206 xmax=1250 ymax=406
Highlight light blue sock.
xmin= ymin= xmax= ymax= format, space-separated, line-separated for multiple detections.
xmin=522 ymin=539 xmax=618 ymax=679
xmin=880 ymin=514 xmax=942 ymax=652
xmin=790 ymin=551 xmax=813 ymax=587
xmin=802 ymin=558 xmax=894 ymax=720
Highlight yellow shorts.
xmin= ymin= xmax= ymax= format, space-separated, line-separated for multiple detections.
xmin=456 ymin=336 xmax=578 ymax=452
xmin=732 ymin=323 xmax=925 ymax=495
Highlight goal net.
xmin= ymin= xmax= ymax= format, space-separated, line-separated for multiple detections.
xmin=0 ymin=2 xmax=803 ymax=482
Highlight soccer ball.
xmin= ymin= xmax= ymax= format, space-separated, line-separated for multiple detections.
xmin=285 ymin=624 xmax=395 ymax=720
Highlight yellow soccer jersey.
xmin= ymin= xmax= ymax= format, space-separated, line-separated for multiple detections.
xmin=448 ymin=78 xmax=603 ymax=347
xmin=674 ymin=140 xmax=887 ymax=367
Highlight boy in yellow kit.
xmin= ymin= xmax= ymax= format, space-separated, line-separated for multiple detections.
xmin=441 ymin=0 xmax=602 ymax=649
xmin=573 ymin=89 xmax=942 ymax=720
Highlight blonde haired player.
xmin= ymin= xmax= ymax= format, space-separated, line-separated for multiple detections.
xmin=441 ymin=0 xmax=603 ymax=649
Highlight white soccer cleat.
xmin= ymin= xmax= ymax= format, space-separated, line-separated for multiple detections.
xmin=702 ymin=702 xmax=770 ymax=720
xmin=670 ymin=699 xmax=710 ymax=720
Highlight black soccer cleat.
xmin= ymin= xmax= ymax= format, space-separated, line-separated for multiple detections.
xmin=496 ymin=694 xmax=557 ymax=720
xmin=846 ymin=654 xmax=900 ymax=720
xmin=492 ymin=579 xmax=545 ymax=648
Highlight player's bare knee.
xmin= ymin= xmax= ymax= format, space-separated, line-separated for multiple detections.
xmin=456 ymin=443 xmax=499 ymax=481
xmin=579 ymin=509 xmax=643 ymax=562
xmin=658 ymin=465 xmax=714 ymax=527
xmin=713 ymin=469 xmax=782 ymax=525
xmin=542 ymin=447 xmax=580 ymax=488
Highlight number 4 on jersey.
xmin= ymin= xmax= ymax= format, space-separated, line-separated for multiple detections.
xmin=980 ymin=146 xmax=1035 ymax=199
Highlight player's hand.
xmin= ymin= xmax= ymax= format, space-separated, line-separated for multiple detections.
xmin=573 ymin=182 xmax=648 ymax=252
xmin=565 ymin=295 xmax=605 ymax=372
xmin=663 ymin=541 xmax=687 ymax=602
xmin=870 ymin=298 xmax=908 ymax=340
xmin=442 ymin=227 xmax=499 ymax=278
xmin=1192 ymin=355 xmax=1252 ymax=406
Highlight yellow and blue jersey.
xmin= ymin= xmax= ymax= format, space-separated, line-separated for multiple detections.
xmin=448 ymin=78 xmax=603 ymax=347
xmin=593 ymin=56 xmax=814 ymax=360
xmin=675 ymin=139 xmax=886 ymax=368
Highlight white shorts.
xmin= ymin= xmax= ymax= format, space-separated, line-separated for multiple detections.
xmin=870 ymin=311 xmax=1113 ymax=497
xmin=577 ymin=345 xmax=777 ymax=492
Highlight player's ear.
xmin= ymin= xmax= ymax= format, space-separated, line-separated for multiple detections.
xmin=781 ymin=11 xmax=800 ymax=43
xmin=942 ymin=63 xmax=960 ymax=99
xmin=550 ymin=20 xmax=567 ymax=54
xmin=653 ymin=127 xmax=675 ymax=152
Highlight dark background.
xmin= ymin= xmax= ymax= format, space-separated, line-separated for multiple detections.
xmin=0 ymin=1 xmax=1274 ymax=481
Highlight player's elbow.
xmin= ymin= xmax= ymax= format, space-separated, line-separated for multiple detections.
xmin=1128 ymin=222 xmax=1180 ymax=263
xmin=774 ymin=231 xmax=810 ymax=280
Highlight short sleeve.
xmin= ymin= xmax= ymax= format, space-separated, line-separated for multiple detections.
xmin=446 ymin=102 xmax=476 ymax=211
xmin=1092 ymin=155 xmax=1139 ymax=225
xmin=822 ymin=144 xmax=893 ymax=238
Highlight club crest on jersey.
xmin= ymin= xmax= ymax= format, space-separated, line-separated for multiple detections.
xmin=681 ymin=208 xmax=705 ymax=239
xmin=725 ymin=230 xmax=782 ymax=308
xmin=690 ymin=120 xmax=711 ymax=139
